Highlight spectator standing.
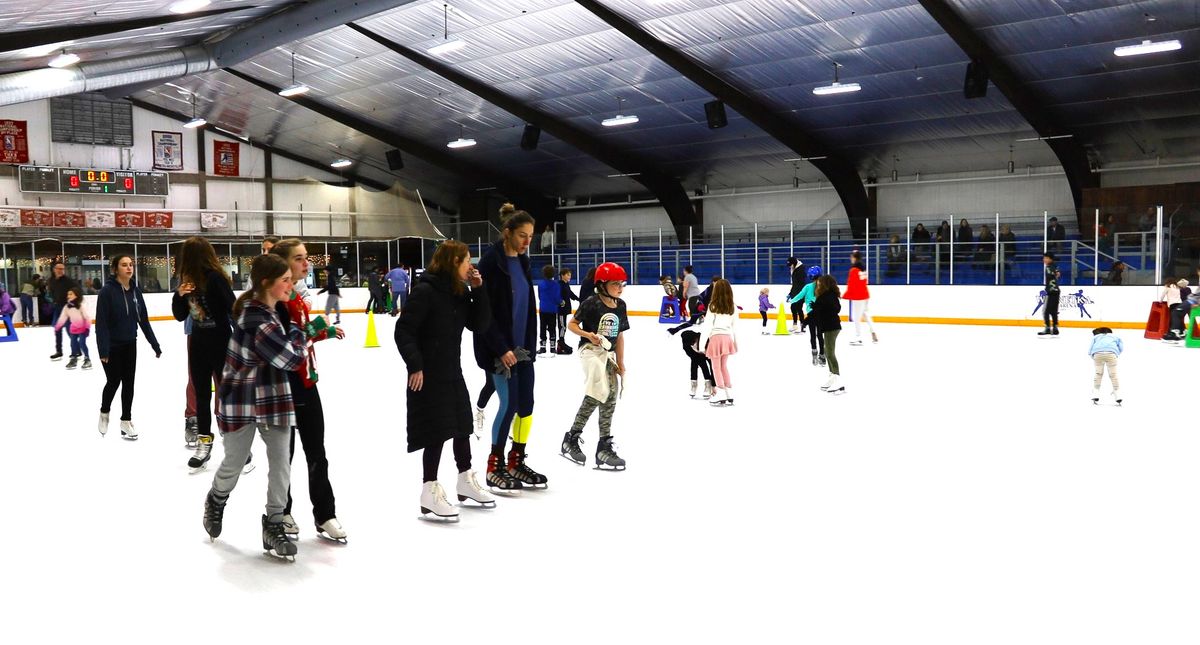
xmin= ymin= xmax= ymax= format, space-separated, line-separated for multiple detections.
xmin=47 ymin=261 xmax=81 ymax=361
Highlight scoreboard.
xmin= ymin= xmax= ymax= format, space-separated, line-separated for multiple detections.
xmin=18 ymin=165 xmax=169 ymax=196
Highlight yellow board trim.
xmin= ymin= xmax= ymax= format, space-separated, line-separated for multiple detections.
xmin=625 ymin=310 xmax=1144 ymax=330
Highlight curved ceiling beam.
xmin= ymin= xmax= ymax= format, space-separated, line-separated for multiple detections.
xmin=224 ymin=68 xmax=546 ymax=207
xmin=347 ymin=22 xmax=700 ymax=240
xmin=0 ymin=6 xmax=252 ymax=54
xmin=916 ymin=0 xmax=1098 ymax=216
xmin=574 ymin=0 xmax=871 ymax=237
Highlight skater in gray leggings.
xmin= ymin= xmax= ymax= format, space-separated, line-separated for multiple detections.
xmin=202 ymin=254 xmax=307 ymax=561
xmin=812 ymin=275 xmax=844 ymax=394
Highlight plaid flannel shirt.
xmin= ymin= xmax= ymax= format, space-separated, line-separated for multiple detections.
xmin=216 ymin=299 xmax=307 ymax=434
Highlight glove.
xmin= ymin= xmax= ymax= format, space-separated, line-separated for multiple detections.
xmin=304 ymin=315 xmax=330 ymax=339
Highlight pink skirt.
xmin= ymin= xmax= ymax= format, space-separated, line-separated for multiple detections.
xmin=705 ymin=334 xmax=738 ymax=359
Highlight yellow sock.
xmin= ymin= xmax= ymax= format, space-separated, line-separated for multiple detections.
xmin=511 ymin=414 xmax=533 ymax=444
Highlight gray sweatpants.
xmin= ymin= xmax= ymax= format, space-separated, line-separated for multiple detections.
xmin=1093 ymin=352 xmax=1120 ymax=391
xmin=209 ymin=423 xmax=291 ymax=519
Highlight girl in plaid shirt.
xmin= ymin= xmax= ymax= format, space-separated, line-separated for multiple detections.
xmin=202 ymin=254 xmax=307 ymax=561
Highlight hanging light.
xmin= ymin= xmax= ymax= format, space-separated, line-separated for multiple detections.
xmin=47 ymin=50 xmax=79 ymax=68
xmin=278 ymin=51 xmax=310 ymax=97
xmin=1114 ymin=38 xmax=1181 ymax=57
xmin=813 ymin=62 xmax=861 ymax=95
xmin=601 ymin=97 xmax=639 ymax=127
xmin=330 ymin=159 xmax=352 ymax=168
xmin=169 ymin=0 xmax=211 ymax=13
xmin=183 ymin=94 xmax=206 ymax=129
xmin=428 ymin=4 xmax=468 ymax=56
xmin=447 ymin=123 xmax=476 ymax=149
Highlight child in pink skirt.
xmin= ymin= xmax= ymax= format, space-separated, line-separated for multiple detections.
xmin=700 ymin=279 xmax=738 ymax=406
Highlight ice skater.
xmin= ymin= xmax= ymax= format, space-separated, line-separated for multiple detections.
xmin=562 ymin=262 xmax=629 ymax=470
xmin=395 ymin=240 xmax=495 ymax=521
xmin=54 ymin=287 xmax=92 ymax=370
xmin=556 ymin=267 xmax=578 ymax=355
xmin=700 ymin=278 xmax=738 ymax=406
xmin=202 ymin=254 xmax=306 ymax=561
xmin=785 ymin=257 xmax=806 ymax=333
xmin=758 ymin=288 xmax=775 ymax=334
xmin=1038 ymin=253 xmax=1061 ymax=337
xmin=1088 ymin=327 xmax=1123 ymax=405
xmin=536 ymin=264 xmax=560 ymax=355
xmin=812 ymin=275 xmax=844 ymax=394
xmin=843 ymin=250 xmax=876 ymax=345
xmin=787 ymin=265 xmax=825 ymax=366
xmin=95 ymin=255 xmax=162 ymax=439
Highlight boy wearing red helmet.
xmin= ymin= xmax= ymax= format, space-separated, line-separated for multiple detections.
xmin=562 ymin=262 xmax=629 ymax=470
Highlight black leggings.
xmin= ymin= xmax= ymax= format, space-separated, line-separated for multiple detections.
xmin=681 ymin=333 xmax=713 ymax=382
xmin=476 ymin=370 xmax=495 ymax=409
xmin=100 ymin=343 xmax=137 ymax=420
xmin=423 ymin=436 xmax=472 ymax=482
xmin=806 ymin=314 xmax=824 ymax=353
xmin=189 ymin=332 xmax=227 ymax=438
xmin=760 ymin=311 xmax=768 ymax=327
xmin=285 ymin=388 xmax=337 ymax=524
xmin=791 ymin=301 xmax=803 ymax=325
xmin=1043 ymin=291 xmax=1060 ymax=328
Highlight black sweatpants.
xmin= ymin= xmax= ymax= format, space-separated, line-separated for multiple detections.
xmin=791 ymin=301 xmax=803 ymax=325
xmin=285 ymin=388 xmax=337 ymax=525
xmin=100 ymin=343 xmax=137 ymax=420
xmin=423 ymin=436 xmax=472 ymax=482
xmin=1043 ymin=291 xmax=1060 ymax=329
xmin=188 ymin=332 xmax=228 ymax=438
xmin=539 ymin=310 xmax=557 ymax=344
xmin=806 ymin=314 xmax=825 ymax=354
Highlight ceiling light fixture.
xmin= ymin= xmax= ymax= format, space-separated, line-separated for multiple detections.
xmin=47 ymin=51 xmax=79 ymax=68
xmin=813 ymin=62 xmax=860 ymax=96
xmin=1015 ymin=134 xmax=1074 ymax=142
xmin=330 ymin=159 xmax=352 ymax=168
xmin=607 ymin=172 xmax=641 ymax=178
xmin=601 ymin=97 xmax=639 ymax=127
xmin=169 ymin=0 xmax=212 ymax=14
xmin=428 ymin=3 xmax=467 ymax=56
xmin=1114 ymin=38 xmax=1181 ymax=57
xmin=783 ymin=156 xmax=827 ymax=162
xmin=278 ymin=51 xmax=310 ymax=97
xmin=447 ymin=123 xmax=476 ymax=149
xmin=183 ymin=94 xmax=206 ymax=129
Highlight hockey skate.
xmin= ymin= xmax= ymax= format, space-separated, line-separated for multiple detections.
xmin=537 ymin=342 xmax=547 ymax=355
xmin=457 ymin=470 xmax=496 ymax=508
xmin=184 ymin=417 xmax=198 ymax=449
xmin=203 ymin=491 xmax=226 ymax=542
xmin=561 ymin=431 xmax=586 ymax=466
xmin=97 ymin=412 xmax=109 ymax=437
xmin=65 ymin=356 xmax=79 ymax=370
xmin=594 ymin=437 xmax=626 ymax=471
xmin=120 ymin=420 xmax=138 ymax=441
xmin=82 ymin=358 xmax=92 ymax=370
xmin=818 ymin=354 xmax=827 ymax=367
xmin=263 ymin=514 xmax=298 ymax=562
xmin=811 ymin=351 xmax=819 ymax=367
xmin=508 ymin=450 xmax=548 ymax=489
xmin=317 ymin=518 xmax=349 ymax=543
xmin=189 ymin=435 xmax=213 ymax=473
xmin=554 ymin=340 xmax=574 ymax=355
xmin=419 ymin=482 xmax=460 ymax=522
xmin=485 ymin=453 xmax=523 ymax=495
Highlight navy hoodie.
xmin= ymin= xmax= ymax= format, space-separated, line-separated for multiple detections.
xmin=96 ymin=276 xmax=161 ymax=359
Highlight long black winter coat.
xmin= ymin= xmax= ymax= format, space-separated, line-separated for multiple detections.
xmin=811 ymin=289 xmax=842 ymax=332
xmin=395 ymin=272 xmax=491 ymax=453
xmin=472 ymin=240 xmax=536 ymax=372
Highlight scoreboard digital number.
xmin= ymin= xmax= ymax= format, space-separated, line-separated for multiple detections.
xmin=17 ymin=165 xmax=169 ymax=196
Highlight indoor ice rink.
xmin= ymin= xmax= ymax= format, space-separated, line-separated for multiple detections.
xmin=0 ymin=1 xmax=1198 ymax=644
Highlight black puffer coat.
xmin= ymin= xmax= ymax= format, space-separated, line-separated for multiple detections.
xmin=811 ymin=289 xmax=842 ymax=332
xmin=395 ymin=271 xmax=491 ymax=452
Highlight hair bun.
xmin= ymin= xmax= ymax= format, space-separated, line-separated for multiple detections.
xmin=499 ymin=203 xmax=517 ymax=220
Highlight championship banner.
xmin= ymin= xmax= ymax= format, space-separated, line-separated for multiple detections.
xmin=201 ymin=212 xmax=228 ymax=229
xmin=144 ymin=211 xmax=173 ymax=229
xmin=0 ymin=208 xmax=18 ymax=227
xmin=87 ymin=211 xmax=115 ymax=228
xmin=0 ymin=119 xmax=29 ymax=164
xmin=152 ymin=130 xmax=183 ymax=171
xmin=116 ymin=211 xmax=145 ymax=227
xmin=54 ymin=211 xmax=86 ymax=227
xmin=213 ymin=140 xmax=239 ymax=176
xmin=20 ymin=209 xmax=54 ymax=227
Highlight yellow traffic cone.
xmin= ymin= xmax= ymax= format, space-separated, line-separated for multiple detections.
xmin=774 ymin=301 xmax=790 ymax=335
xmin=364 ymin=309 xmax=380 ymax=348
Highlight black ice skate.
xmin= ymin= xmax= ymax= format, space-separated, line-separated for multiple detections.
xmin=594 ymin=437 xmax=626 ymax=471
xmin=184 ymin=417 xmax=199 ymax=449
xmin=188 ymin=435 xmax=213 ymax=473
xmin=262 ymin=515 xmax=298 ymax=562
xmin=555 ymin=340 xmax=574 ymax=355
xmin=203 ymin=491 xmax=226 ymax=541
xmin=486 ymin=453 xmax=523 ymax=494
xmin=561 ymin=431 xmax=585 ymax=466
xmin=507 ymin=450 xmax=548 ymax=489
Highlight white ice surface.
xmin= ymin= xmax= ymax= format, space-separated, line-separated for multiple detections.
xmin=2 ymin=316 xmax=1196 ymax=644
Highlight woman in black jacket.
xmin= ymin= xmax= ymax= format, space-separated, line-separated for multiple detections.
xmin=172 ymin=236 xmax=235 ymax=471
xmin=396 ymin=240 xmax=493 ymax=521
xmin=96 ymin=255 xmax=162 ymax=439
xmin=472 ymin=204 xmax=543 ymax=492
xmin=785 ymin=256 xmax=806 ymax=333
xmin=812 ymin=274 xmax=844 ymax=394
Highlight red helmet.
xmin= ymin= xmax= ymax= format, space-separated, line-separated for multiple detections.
xmin=594 ymin=262 xmax=627 ymax=284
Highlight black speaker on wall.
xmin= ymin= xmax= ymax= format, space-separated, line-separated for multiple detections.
xmin=520 ymin=124 xmax=541 ymax=151
xmin=386 ymin=148 xmax=404 ymax=170
xmin=704 ymin=100 xmax=728 ymax=129
xmin=963 ymin=60 xmax=989 ymax=99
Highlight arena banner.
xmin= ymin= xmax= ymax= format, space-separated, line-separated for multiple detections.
xmin=144 ymin=211 xmax=173 ymax=228
xmin=152 ymin=130 xmax=183 ymax=171
xmin=20 ymin=209 xmax=54 ymax=227
xmin=53 ymin=211 xmax=86 ymax=227
xmin=201 ymin=212 xmax=228 ymax=229
xmin=0 ymin=208 xmax=18 ymax=227
xmin=0 ymin=119 xmax=29 ymax=164
xmin=213 ymin=140 xmax=239 ymax=176
xmin=86 ymin=211 xmax=115 ymax=228
xmin=116 ymin=211 xmax=145 ymax=227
